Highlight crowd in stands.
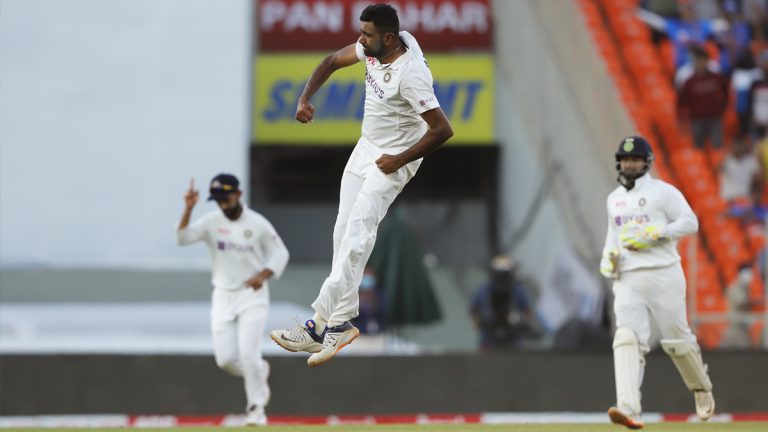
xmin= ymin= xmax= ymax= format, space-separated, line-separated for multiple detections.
xmin=579 ymin=0 xmax=768 ymax=348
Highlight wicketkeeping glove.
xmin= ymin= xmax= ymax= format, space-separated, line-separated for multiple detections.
xmin=620 ymin=224 xmax=666 ymax=251
xmin=600 ymin=248 xmax=620 ymax=279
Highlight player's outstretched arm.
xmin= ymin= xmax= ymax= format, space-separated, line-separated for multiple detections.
xmin=296 ymin=43 xmax=360 ymax=123
xmin=376 ymin=107 xmax=453 ymax=174
xmin=178 ymin=178 xmax=199 ymax=231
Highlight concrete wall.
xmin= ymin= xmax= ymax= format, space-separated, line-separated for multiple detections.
xmin=492 ymin=0 xmax=635 ymax=282
xmin=2 ymin=352 xmax=766 ymax=415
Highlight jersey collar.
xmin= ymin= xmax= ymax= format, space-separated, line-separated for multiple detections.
xmin=632 ymin=172 xmax=652 ymax=189
xmin=377 ymin=41 xmax=409 ymax=71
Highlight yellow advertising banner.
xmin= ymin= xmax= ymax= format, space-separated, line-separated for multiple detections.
xmin=252 ymin=54 xmax=494 ymax=145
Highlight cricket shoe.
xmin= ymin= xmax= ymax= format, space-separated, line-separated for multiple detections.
xmin=245 ymin=404 xmax=267 ymax=426
xmin=307 ymin=321 xmax=360 ymax=367
xmin=270 ymin=319 xmax=324 ymax=353
xmin=694 ymin=390 xmax=715 ymax=421
xmin=608 ymin=406 xmax=644 ymax=429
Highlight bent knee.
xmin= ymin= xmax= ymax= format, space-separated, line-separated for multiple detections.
xmin=215 ymin=357 xmax=240 ymax=375
xmin=613 ymin=326 xmax=638 ymax=349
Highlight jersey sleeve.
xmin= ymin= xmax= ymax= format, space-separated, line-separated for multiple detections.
xmin=355 ymin=42 xmax=366 ymax=61
xmin=400 ymin=66 xmax=440 ymax=114
xmin=177 ymin=213 xmax=210 ymax=246
xmin=661 ymin=184 xmax=699 ymax=239
xmin=257 ymin=217 xmax=290 ymax=279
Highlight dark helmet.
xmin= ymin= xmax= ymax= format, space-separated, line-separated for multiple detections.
xmin=615 ymin=136 xmax=654 ymax=189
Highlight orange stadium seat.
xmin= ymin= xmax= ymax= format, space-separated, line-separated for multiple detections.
xmin=749 ymin=268 xmax=766 ymax=312
xmin=697 ymin=322 xmax=728 ymax=349
xmin=750 ymin=321 xmax=764 ymax=346
xmin=656 ymin=39 xmax=676 ymax=78
xmin=600 ymin=0 xmax=640 ymax=14
xmin=695 ymin=286 xmax=725 ymax=312
xmin=746 ymin=226 xmax=766 ymax=257
xmin=580 ymin=3 xmax=603 ymax=30
xmin=581 ymin=0 xmax=759 ymax=312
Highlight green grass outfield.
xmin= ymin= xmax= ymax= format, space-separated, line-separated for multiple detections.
xmin=2 ymin=424 xmax=766 ymax=432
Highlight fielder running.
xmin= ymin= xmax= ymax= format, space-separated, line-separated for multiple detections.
xmin=600 ymin=137 xmax=715 ymax=429
xmin=177 ymin=174 xmax=289 ymax=426
xmin=270 ymin=3 xmax=453 ymax=367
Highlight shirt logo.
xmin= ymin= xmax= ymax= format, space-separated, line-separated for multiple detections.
xmin=217 ymin=241 xmax=255 ymax=253
xmin=419 ymin=96 xmax=435 ymax=106
xmin=217 ymin=228 xmax=230 ymax=234
xmin=639 ymin=198 xmax=646 ymax=207
xmin=383 ymin=72 xmax=391 ymax=83
xmin=244 ymin=230 xmax=252 ymax=238
xmin=365 ymin=70 xmax=385 ymax=99
xmin=615 ymin=214 xmax=651 ymax=226
xmin=623 ymin=138 xmax=635 ymax=152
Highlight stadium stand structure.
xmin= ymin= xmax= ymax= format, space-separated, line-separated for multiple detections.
xmin=576 ymin=0 xmax=765 ymax=348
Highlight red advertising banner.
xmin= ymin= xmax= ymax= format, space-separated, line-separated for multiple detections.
xmin=257 ymin=0 xmax=492 ymax=52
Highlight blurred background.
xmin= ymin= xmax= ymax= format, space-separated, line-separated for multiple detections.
xmin=1 ymin=0 xmax=767 ymax=421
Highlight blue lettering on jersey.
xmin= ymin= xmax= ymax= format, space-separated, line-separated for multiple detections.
xmin=365 ymin=70 xmax=385 ymax=99
xmin=615 ymin=214 xmax=651 ymax=226
xmin=217 ymin=241 xmax=255 ymax=253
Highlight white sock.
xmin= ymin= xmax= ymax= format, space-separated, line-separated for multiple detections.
xmin=312 ymin=313 xmax=327 ymax=334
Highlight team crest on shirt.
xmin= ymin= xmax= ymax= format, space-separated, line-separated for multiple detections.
xmin=244 ymin=230 xmax=252 ymax=238
xmin=383 ymin=72 xmax=391 ymax=83
xmin=639 ymin=198 xmax=646 ymax=207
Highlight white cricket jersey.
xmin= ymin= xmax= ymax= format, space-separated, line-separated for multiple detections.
xmin=354 ymin=31 xmax=440 ymax=153
xmin=601 ymin=174 xmax=698 ymax=273
xmin=177 ymin=207 xmax=289 ymax=293
xmin=719 ymin=154 xmax=760 ymax=201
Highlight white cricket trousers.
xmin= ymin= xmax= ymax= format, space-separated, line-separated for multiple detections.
xmin=312 ymin=141 xmax=415 ymax=325
xmin=613 ymin=263 xmax=699 ymax=354
xmin=211 ymin=288 xmax=270 ymax=409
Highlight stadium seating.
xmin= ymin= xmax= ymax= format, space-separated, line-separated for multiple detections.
xmin=575 ymin=0 xmax=763 ymax=348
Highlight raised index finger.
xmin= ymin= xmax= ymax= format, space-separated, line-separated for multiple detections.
xmin=189 ymin=178 xmax=195 ymax=191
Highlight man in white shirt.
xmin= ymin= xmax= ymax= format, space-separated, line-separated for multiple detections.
xmin=600 ymin=137 xmax=715 ymax=429
xmin=719 ymin=138 xmax=761 ymax=204
xmin=270 ymin=3 xmax=453 ymax=367
xmin=177 ymin=173 xmax=289 ymax=426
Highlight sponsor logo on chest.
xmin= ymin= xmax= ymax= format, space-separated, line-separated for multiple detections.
xmin=217 ymin=241 xmax=255 ymax=253
xmin=365 ymin=68 xmax=386 ymax=99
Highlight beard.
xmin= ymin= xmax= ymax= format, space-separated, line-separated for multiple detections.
xmin=362 ymin=41 xmax=383 ymax=57
xmin=620 ymin=169 xmax=642 ymax=180
xmin=620 ymin=166 xmax=647 ymax=180
xmin=223 ymin=203 xmax=243 ymax=221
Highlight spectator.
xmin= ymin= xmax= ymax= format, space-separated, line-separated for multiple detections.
xmin=747 ymin=0 xmax=768 ymax=44
xmin=470 ymin=255 xmax=534 ymax=351
xmin=674 ymin=46 xmax=721 ymax=90
xmin=748 ymin=50 xmax=768 ymax=137
xmin=721 ymin=263 xmax=755 ymax=349
xmin=677 ymin=44 xmax=729 ymax=149
xmin=728 ymin=180 xmax=768 ymax=228
xmin=714 ymin=0 xmax=752 ymax=76
xmin=755 ymin=126 xmax=768 ymax=179
xmin=719 ymin=138 xmax=762 ymax=214
xmin=731 ymin=49 xmax=762 ymax=136
xmin=638 ymin=0 xmax=721 ymax=70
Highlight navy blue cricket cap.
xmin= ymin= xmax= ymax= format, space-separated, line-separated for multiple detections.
xmin=207 ymin=173 xmax=240 ymax=201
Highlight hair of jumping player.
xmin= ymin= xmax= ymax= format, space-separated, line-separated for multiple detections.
xmin=360 ymin=4 xmax=399 ymax=36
